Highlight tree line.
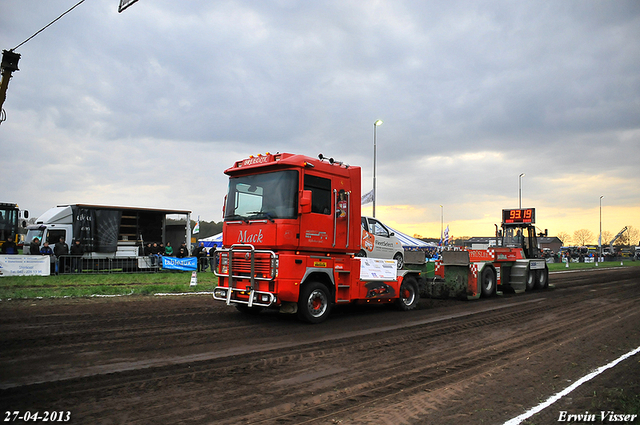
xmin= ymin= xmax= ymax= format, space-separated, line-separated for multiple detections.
xmin=556 ymin=225 xmax=638 ymax=247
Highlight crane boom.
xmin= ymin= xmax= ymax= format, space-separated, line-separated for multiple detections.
xmin=610 ymin=226 xmax=628 ymax=252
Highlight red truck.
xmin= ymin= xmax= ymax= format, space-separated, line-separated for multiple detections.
xmin=212 ymin=153 xmax=422 ymax=323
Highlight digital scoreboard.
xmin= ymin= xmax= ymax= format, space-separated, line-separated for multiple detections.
xmin=502 ymin=208 xmax=535 ymax=224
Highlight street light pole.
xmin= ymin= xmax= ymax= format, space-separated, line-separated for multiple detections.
xmin=373 ymin=119 xmax=383 ymax=218
xmin=440 ymin=205 xmax=443 ymax=242
xmin=518 ymin=173 xmax=525 ymax=209
xmin=599 ymin=195 xmax=604 ymax=260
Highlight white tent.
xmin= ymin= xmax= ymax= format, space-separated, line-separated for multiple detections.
xmin=387 ymin=226 xmax=437 ymax=250
xmin=200 ymin=229 xmax=435 ymax=251
xmin=198 ymin=232 xmax=223 ymax=249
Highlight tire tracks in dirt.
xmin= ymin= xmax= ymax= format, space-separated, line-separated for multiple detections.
xmin=0 ymin=268 xmax=638 ymax=425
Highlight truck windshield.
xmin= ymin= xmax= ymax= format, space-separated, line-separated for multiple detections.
xmin=26 ymin=229 xmax=45 ymax=245
xmin=0 ymin=206 xmax=18 ymax=242
xmin=225 ymin=170 xmax=298 ymax=221
xmin=502 ymin=227 xmax=526 ymax=249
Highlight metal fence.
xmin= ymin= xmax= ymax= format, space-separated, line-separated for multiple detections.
xmin=55 ymin=255 xmax=160 ymax=275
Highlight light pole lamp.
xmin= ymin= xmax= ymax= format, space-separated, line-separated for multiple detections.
xmin=518 ymin=173 xmax=525 ymax=209
xmin=373 ymin=119 xmax=383 ymax=217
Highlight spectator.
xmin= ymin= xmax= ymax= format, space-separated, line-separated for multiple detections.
xmin=40 ymin=241 xmax=55 ymax=274
xmin=176 ymin=242 xmax=189 ymax=258
xmin=30 ymin=237 xmax=41 ymax=255
xmin=164 ymin=241 xmax=174 ymax=256
xmin=195 ymin=242 xmax=207 ymax=271
xmin=70 ymin=240 xmax=84 ymax=273
xmin=150 ymin=242 xmax=161 ymax=266
xmin=208 ymin=247 xmax=217 ymax=273
xmin=2 ymin=237 xmax=18 ymax=254
xmin=54 ymin=236 xmax=69 ymax=274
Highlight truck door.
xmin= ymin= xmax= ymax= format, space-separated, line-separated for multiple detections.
xmin=299 ymin=174 xmax=334 ymax=250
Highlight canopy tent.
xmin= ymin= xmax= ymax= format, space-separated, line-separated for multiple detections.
xmin=199 ymin=229 xmax=436 ymax=251
xmin=198 ymin=232 xmax=223 ymax=249
xmin=387 ymin=226 xmax=437 ymax=250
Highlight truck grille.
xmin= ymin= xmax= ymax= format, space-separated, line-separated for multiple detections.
xmin=215 ymin=245 xmax=276 ymax=281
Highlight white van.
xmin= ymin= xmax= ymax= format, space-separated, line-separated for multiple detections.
xmin=359 ymin=216 xmax=405 ymax=269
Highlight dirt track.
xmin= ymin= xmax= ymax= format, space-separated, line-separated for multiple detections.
xmin=1 ymin=268 xmax=639 ymax=424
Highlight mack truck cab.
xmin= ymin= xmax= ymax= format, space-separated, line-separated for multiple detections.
xmin=212 ymin=153 xmax=421 ymax=323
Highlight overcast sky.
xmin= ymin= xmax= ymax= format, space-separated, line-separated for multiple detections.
xmin=1 ymin=0 xmax=639 ymax=241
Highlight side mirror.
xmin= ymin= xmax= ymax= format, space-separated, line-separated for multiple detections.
xmin=300 ymin=190 xmax=312 ymax=214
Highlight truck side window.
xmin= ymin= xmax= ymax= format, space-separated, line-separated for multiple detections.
xmin=368 ymin=218 xmax=389 ymax=237
xmin=47 ymin=230 xmax=66 ymax=245
xmin=304 ymin=175 xmax=331 ymax=215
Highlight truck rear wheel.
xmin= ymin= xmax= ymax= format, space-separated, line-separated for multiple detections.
xmin=297 ymin=281 xmax=332 ymax=324
xmin=395 ymin=276 xmax=419 ymax=311
xmin=535 ymin=267 xmax=549 ymax=289
xmin=480 ymin=267 xmax=496 ymax=297
xmin=525 ymin=265 xmax=535 ymax=291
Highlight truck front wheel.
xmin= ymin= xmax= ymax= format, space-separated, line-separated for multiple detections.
xmin=298 ymin=282 xmax=332 ymax=324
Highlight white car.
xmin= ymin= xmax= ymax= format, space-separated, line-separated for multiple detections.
xmin=359 ymin=216 xmax=405 ymax=269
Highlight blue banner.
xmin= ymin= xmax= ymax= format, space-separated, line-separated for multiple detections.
xmin=162 ymin=256 xmax=197 ymax=271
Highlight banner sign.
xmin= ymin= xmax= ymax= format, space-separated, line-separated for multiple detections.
xmin=161 ymin=256 xmax=197 ymax=271
xmin=0 ymin=255 xmax=50 ymax=277
xmin=358 ymin=257 xmax=397 ymax=281
xmin=72 ymin=206 xmax=96 ymax=252
xmin=71 ymin=206 xmax=122 ymax=253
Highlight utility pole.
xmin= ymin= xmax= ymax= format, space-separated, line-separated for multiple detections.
xmin=0 ymin=50 xmax=21 ymax=124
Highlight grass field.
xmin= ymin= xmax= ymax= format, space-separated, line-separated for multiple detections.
xmin=0 ymin=271 xmax=219 ymax=300
xmin=1 ymin=260 xmax=637 ymax=301
xmin=547 ymin=260 xmax=640 ymax=272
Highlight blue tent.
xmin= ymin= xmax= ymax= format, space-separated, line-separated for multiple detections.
xmin=199 ymin=232 xmax=223 ymax=249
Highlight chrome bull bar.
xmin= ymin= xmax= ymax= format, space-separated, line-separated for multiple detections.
xmin=214 ymin=243 xmax=277 ymax=307
xmin=213 ymin=286 xmax=277 ymax=307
